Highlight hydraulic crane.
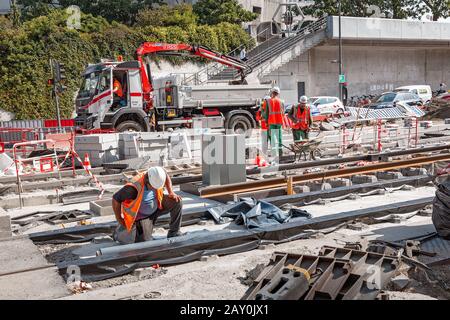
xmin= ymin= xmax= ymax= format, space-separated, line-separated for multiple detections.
xmin=75 ymin=42 xmax=267 ymax=133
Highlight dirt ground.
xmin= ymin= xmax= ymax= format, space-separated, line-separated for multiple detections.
xmin=406 ymin=265 xmax=450 ymax=300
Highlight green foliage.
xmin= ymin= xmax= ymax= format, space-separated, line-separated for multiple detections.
xmin=58 ymin=0 xmax=163 ymax=25
xmin=17 ymin=0 xmax=57 ymax=21
xmin=134 ymin=4 xmax=197 ymax=28
xmin=193 ymin=0 xmax=258 ymax=25
xmin=407 ymin=0 xmax=449 ymax=21
xmin=0 ymin=9 xmax=254 ymax=120
xmin=305 ymin=0 xmax=415 ymax=19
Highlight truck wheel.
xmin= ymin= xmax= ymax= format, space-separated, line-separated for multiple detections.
xmin=228 ymin=115 xmax=252 ymax=135
xmin=115 ymin=121 xmax=144 ymax=132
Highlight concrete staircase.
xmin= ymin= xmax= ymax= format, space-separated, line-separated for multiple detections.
xmin=209 ymin=17 xmax=328 ymax=82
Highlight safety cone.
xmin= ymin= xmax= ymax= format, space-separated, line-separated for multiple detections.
xmin=255 ymin=154 xmax=268 ymax=167
xmin=83 ymin=153 xmax=92 ymax=170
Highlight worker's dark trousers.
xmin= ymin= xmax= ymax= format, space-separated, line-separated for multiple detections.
xmin=113 ymin=196 xmax=183 ymax=245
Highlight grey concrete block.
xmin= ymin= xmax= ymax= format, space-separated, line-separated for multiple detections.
xmin=202 ymin=134 xmax=246 ymax=186
xmin=352 ymin=175 xmax=378 ymax=184
xmin=75 ymin=133 xmax=120 ymax=144
xmin=294 ymin=185 xmax=310 ymax=193
xmin=89 ymin=199 xmax=114 ymax=216
xmin=445 ymin=118 xmax=450 ymax=125
xmin=329 ymin=178 xmax=352 ymax=188
xmin=401 ymin=168 xmax=427 ymax=176
xmin=376 ymin=171 xmax=403 ymax=180
xmin=308 ymin=182 xmax=332 ymax=192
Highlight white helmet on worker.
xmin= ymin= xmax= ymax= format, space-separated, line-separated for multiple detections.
xmin=264 ymin=95 xmax=271 ymax=100
xmin=147 ymin=166 xmax=166 ymax=189
xmin=299 ymin=95 xmax=308 ymax=104
xmin=271 ymin=86 xmax=280 ymax=94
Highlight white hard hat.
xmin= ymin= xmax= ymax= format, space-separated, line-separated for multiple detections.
xmin=272 ymin=86 xmax=280 ymax=94
xmin=148 ymin=166 xmax=166 ymax=189
xmin=264 ymin=96 xmax=271 ymax=100
xmin=299 ymin=95 xmax=308 ymax=103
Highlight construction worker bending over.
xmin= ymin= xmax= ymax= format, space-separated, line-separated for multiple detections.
xmin=112 ymin=166 xmax=183 ymax=244
xmin=267 ymin=87 xmax=284 ymax=159
xmin=288 ymin=95 xmax=313 ymax=142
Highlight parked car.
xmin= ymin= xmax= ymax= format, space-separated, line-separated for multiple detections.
xmin=394 ymin=85 xmax=432 ymax=105
xmin=307 ymin=96 xmax=345 ymax=115
xmin=368 ymin=92 xmax=423 ymax=109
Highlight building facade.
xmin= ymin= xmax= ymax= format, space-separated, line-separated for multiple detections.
xmin=260 ymin=16 xmax=450 ymax=104
xmin=0 ymin=0 xmax=11 ymax=15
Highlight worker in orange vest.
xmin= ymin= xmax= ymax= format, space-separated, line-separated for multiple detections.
xmin=257 ymin=95 xmax=271 ymax=156
xmin=112 ymin=166 xmax=183 ymax=244
xmin=113 ymin=77 xmax=124 ymax=98
xmin=113 ymin=77 xmax=126 ymax=107
xmin=288 ymin=95 xmax=313 ymax=142
xmin=266 ymin=87 xmax=284 ymax=159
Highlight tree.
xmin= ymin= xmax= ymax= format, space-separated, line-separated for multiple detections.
xmin=304 ymin=0 xmax=410 ymax=19
xmin=407 ymin=0 xmax=449 ymax=21
xmin=193 ymin=0 xmax=258 ymax=25
xmin=17 ymin=0 xmax=58 ymax=20
xmin=58 ymin=0 xmax=163 ymax=25
xmin=11 ymin=0 xmax=22 ymax=26
xmin=134 ymin=4 xmax=197 ymax=28
xmin=0 ymin=9 xmax=254 ymax=120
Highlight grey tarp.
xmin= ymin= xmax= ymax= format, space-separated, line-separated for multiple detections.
xmin=207 ymin=198 xmax=311 ymax=228
xmin=432 ymin=177 xmax=450 ymax=239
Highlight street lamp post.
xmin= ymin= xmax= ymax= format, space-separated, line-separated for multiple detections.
xmin=338 ymin=0 xmax=343 ymax=101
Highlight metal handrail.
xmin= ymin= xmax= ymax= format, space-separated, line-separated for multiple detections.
xmin=209 ymin=17 xmax=328 ymax=81
xmin=182 ymin=26 xmax=272 ymax=85
xmin=182 ymin=17 xmax=327 ymax=85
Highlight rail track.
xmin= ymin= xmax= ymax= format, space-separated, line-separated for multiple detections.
xmin=1 ymin=145 xmax=449 ymax=194
xmin=198 ymin=153 xmax=450 ymax=198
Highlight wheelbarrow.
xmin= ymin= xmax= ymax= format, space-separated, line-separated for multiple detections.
xmin=282 ymin=138 xmax=323 ymax=162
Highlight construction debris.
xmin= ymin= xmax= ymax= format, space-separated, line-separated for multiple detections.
xmin=243 ymin=245 xmax=402 ymax=300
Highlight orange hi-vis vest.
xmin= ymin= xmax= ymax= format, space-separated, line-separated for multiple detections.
xmin=268 ymin=97 xmax=283 ymax=125
xmin=113 ymin=79 xmax=124 ymax=98
xmin=292 ymin=105 xmax=311 ymax=131
xmin=121 ymin=173 xmax=164 ymax=232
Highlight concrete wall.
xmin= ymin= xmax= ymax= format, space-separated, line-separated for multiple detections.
xmin=261 ymin=51 xmax=311 ymax=104
xmin=240 ymin=0 xmax=283 ymax=22
xmin=263 ymin=42 xmax=450 ymax=104
xmin=328 ymin=16 xmax=450 ymax=42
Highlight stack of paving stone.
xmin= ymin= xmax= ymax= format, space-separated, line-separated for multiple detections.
xmin=119 ymin=132 xmax=171 ymax=161
xmin=75 ymin=133 xmax=120 ymax=167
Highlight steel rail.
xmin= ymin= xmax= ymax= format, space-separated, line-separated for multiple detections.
xmin=3 ymin=145 xmax=448 ymax=193
xmin=199 ymin=153 xmax=450 ymax=198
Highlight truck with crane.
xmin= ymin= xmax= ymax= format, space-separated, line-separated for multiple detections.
xmin=74 ymin=42 xmax=272 ymax=134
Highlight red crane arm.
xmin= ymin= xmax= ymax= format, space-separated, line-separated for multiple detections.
xmin=135 ymin=42 xmax=250 ymax=106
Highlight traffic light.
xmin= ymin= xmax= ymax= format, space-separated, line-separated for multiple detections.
xmin=55 ymin=62 xmax=66 ymax=83
xmin=51 ymin=60 xmax=67 ymax=94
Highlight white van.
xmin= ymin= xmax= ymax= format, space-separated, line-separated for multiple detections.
xmin=394 ymin=85 xmax=432 ymax=105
